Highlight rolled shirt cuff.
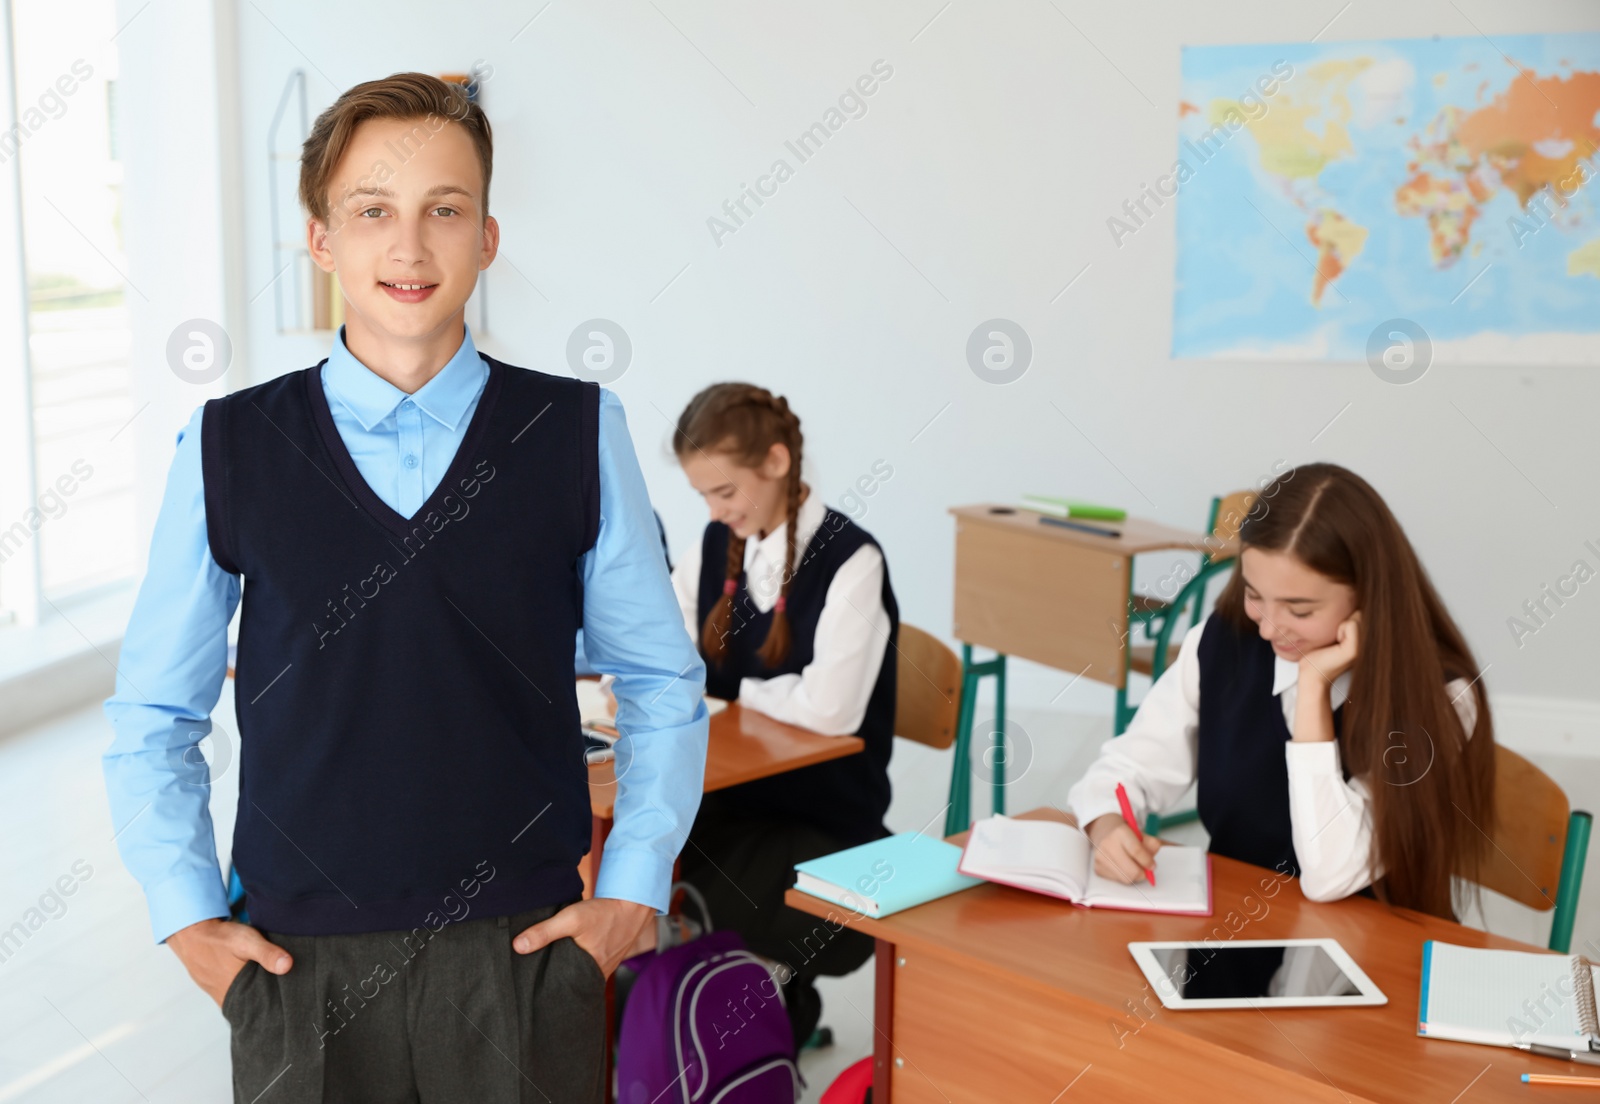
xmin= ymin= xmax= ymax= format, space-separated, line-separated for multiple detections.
xmin=146 ymin=869 xmax=231 ymax=944
xmin=593 ymin=845 xmax=675 ymax=915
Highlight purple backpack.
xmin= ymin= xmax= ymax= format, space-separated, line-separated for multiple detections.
xmin=616 ymin=929 xmax=801 ymax=1104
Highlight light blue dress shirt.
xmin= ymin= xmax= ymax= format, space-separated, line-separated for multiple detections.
xmin=102 ymin=324 xmax=708 ymax=943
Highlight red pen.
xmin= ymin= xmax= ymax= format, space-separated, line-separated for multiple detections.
xmin=1115 ymin=782 xmax=1157 ymax=887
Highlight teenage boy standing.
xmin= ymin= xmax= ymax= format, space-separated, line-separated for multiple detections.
xmin=102 ymin=72 xmax=708 ymax=1103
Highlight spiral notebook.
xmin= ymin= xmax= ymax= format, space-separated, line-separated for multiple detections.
xmin=1418 ymin=941 xmax=1600 ymax=1053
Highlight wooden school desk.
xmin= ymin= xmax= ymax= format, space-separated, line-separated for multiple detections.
xmin=785 ymin=807 xmax=1580 ymax=1104
xmin=581 ymin=699 xmax=865 ymax=892
xmin=946 ymin=504 xmax=1214 ymax=829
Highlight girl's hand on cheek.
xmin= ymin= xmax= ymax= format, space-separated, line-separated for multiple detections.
xmin=1299 ymin=609 xmax=1361 ymax=687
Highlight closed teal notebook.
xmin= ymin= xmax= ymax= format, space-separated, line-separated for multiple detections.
xmin=792 ymin=832 xmax=983 ymax=918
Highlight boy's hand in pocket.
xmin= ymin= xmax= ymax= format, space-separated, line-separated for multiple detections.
xmin=167 ymin=917 xmax=293 ymax=1008
xmin=514 ymin=897 xmax=652 ymax=978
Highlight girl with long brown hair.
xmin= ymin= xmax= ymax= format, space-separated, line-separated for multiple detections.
xmin=1067 ymin=462 xmax=1495 ymax=923
xmin=666 ymin=381 xmax=899 ymax=1049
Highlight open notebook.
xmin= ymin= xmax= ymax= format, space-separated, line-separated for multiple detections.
xmin=957 ymin=815 xmax=1213 ymax=916
xmin=1419 ymin=941 xmax=1600 ymax=1053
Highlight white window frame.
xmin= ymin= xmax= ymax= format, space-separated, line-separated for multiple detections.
xmin=0 ymin=0 xmax=42 ymax=629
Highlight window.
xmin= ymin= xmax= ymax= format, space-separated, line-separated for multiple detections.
xmin=2 ymin=0 xmax=135 ymax=617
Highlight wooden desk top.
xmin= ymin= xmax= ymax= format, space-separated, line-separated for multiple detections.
xmin=950 ymin=503 xmax=1219 ymax=558
xmin=587 ymin=701 xmax=863 ymax=819
xmin=785 ymin=808 xmax=1575 ymax=1102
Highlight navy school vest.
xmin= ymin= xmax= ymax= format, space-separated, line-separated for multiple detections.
xmin=693 ymin=509 xmax=898 ymax=846
xmin=201 ymin=354 xmax=599 ymax=935
xmin=1194 ymin=614 xmax=1348 ymax=880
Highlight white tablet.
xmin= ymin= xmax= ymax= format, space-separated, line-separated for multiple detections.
xmin=1127 ymin=938 xmax=1388 ymax=1010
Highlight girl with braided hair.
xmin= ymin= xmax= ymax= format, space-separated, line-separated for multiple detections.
xmin=667 ymin=381 xmax=899 ymax=1049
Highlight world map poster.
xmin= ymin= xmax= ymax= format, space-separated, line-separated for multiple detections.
xmin=1170 ymin=33 xmax=1600 ymax=363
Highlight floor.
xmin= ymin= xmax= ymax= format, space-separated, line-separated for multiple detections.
xmin=0 ymin=694 xmax=1595 ymax=1102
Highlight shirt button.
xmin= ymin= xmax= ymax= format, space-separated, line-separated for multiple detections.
xmin=400 ymin=399 xmax=414 ymax=410
xmin=404 ymin=454 xmax=419 ymax=468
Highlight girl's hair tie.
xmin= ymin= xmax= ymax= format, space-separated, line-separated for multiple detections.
xmin=774 ymin=596 xmax=787 ymax=613
xmin=722 ymin=578 xmax=738 ymax=596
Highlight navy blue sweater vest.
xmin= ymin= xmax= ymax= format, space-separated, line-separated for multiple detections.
xmin=201 ymin=355 xmax=600 ymax=935
xmin=694 ymin=509 xmax=898 ymax=846
xmin=1194 ymin=615 xmax=1347 ymax=879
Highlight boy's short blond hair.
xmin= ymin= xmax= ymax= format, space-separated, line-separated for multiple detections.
xmin=299 ymin=71 xmax=492 ymax=225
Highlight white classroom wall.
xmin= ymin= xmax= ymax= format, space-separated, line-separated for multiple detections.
xmin=118 ymin=0 xmax=1600 ymax=748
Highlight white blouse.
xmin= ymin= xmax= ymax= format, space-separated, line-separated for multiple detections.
xmin=1065 ymin=615 xmax=1477 ymax=901
xmin=671 ymin=490 xmax=890 ymax=737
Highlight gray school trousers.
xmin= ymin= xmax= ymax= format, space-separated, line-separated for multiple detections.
xmin=221 ymin=901 xmax=605 ymax=1104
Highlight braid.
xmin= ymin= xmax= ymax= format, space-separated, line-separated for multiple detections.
xmin=757 ymin=395 xmax=802 ymax=667
xmin=701 ymin=529 xmax=746 ymax=664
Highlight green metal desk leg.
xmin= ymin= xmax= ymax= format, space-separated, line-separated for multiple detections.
xmin=1549 ymin=810 xmax=1592 ymax=954
xmin=1113 ymin=638 xmax=1134 ymax=737
xmin=945 ymin=646 xmax=1007 ymax=836
xmin=1145 ymin=807 xmax=1201 ymax=836
xmin=993 ymin=654 xmax=1008 ymax=816
xmin=945 ymin=645 xmax=978 ymax=835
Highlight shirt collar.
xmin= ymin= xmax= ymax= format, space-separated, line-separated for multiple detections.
xmin=1272 ymin=653 xmax=1352 ymax=710
xmin=323 ymin=323 xmax=488 ymax=432
xmin=745 ymin=485 xmax=825 ymax=567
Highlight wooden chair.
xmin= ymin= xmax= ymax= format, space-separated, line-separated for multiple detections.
xmin=1474 ymin=745 xmax=1592 ymax=953
xmin=893 ymin=624 xmax=972 ymax=835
